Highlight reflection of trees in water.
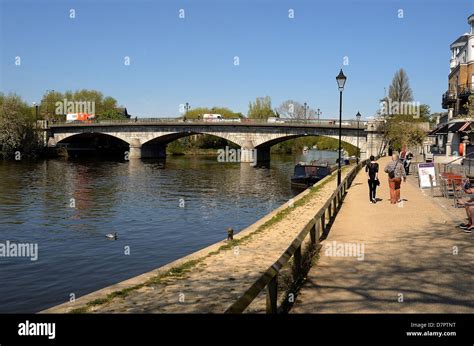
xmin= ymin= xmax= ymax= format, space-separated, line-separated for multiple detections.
xmin=45 ymin=160 xmax=122 ymax=222
xmin=0 ymin=161 xmax=44 ymax=222
xmin=0 ymin=154 xmax=296 ymax=232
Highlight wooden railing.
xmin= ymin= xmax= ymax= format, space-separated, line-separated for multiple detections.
xmin=225 ymin=159 xmax=369 ymax=314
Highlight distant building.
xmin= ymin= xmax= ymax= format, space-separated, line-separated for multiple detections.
xmin=430 ymin=14 xmax=474 ymax=159
xmin=442 ymin=14 xmax=474 ymax=118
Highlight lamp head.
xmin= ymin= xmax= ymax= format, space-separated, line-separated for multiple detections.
xmin=336 ymin=69 xmax=347 ymax=91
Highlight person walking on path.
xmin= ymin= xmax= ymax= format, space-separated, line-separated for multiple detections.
xmin=404 ymin=150 xmax=413 ymax=175
xmin=365 ymin=155 xmax=379 ymax=203
xmin=384 ymin=153 xmax=406 ymax=204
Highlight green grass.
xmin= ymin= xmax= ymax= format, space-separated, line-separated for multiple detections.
xmin=68 ymin=164 xmax=354 ymax=313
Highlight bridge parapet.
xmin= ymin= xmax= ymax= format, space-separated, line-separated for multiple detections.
xmin=47 ymin=118 xmax=372 ymax=130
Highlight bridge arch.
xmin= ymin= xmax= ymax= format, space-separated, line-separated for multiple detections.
xmin=249 ymin=133 xmax=368 ymax=164
xmin=140 ymin=131 xmax=241 ymax=148
xmin=54 ymin=131 xmax=132 ymax=146
xmin=53 ymin=132 xmax=130 ymax=158
xmin=253 ymin=134 xmax=365 ymax=149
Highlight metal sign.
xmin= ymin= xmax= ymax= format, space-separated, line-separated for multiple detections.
xmin=418 ymin=163 xmax=437 ymax=189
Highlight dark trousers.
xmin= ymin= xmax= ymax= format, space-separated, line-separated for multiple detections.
xmin=404 ymin=161 xmax=410 ymax=175
xmin=368 ymin=179 xmax=377 ymax=201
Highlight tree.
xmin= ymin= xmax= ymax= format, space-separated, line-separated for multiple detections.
xmin=183 ymin=106 xmax=242 ymax=119
xmin=384 ymin=114 xmax=427 ymax=151
xmin=388 ymin=68 xmax=413 ymax=103
xmin=248 ymin=96 xmax=275 ymax=119
xmin=276 ymin=100 xmax=316 ymax=119
xmin=39 ymin=89 xmax=123 ymax=120
xmin=40 ymin=91 xmax=64 ymax=120
xmin=99 ymin=109 xmax=127 ymax=120
xmin=0 ymin=93 xmax=41 ymax=158
xmin=462 ymin=97 xmax=474 ymax=117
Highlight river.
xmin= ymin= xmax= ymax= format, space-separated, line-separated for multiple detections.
xmin=0 ymin=150 xmax=338 ymax=312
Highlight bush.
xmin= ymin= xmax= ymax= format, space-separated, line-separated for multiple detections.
xmin=0 ymin=93 xmax=42 ymax=159
xmin=271 ymin=137 xmax=357 ymax=156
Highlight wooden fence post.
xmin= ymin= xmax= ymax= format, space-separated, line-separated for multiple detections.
xmin=266 ymin=275 xmax=278 ymax=314
xmin=310 ymin=223 xmax=316 ymax=244
xmin=294 ymin=245 xmax=302 ymax=277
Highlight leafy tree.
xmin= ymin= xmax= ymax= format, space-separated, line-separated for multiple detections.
xmin=99 ymin=109 xmax=127 ymax=120
xmin=102 ymin=96 xmax=118 ymax=111
xmin=167 ymin=139 xmax=186 ymax=155
xmin=271 ymin=136 xmax=357 ymax=156
xmin=383 ymin=114 xmax=427 ymax=151
xmin=462 ymin=97 xmax=474 ymax=117
xmin=39 ymin=89 xmax=123 ymax=120
xmin=40 ymin=91 xmax=64 ymax=120
xmin=0 ymin=93 xmax=41 ymax=158
xmin=418 ymin=104 xmax=430 ymax=121
xmin=184 ymin=106 xmax=242 ymax=119
xmin=248 ymin=96 xmax=275 ymax=119
xmin=194 ymin=134 xmax=230 ymax=149
xmin=377 ymin=69 xmax=430 ymax=150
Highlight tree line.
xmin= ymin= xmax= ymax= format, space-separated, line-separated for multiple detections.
xmin=38 ymin=90 xmax=127 ymax=121
xmin=1 ymin=72 xmax=436 ymax=159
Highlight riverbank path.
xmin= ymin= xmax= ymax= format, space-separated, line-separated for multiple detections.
xmin=292 ymin=156 xmax=473 ymax=313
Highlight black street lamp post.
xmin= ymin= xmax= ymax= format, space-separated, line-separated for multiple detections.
xmin=369 ymin=124 xmax=374 ymax=157
xmin=33 ymin=102 xmax=39 ymax=129
xmin=336 ymin=69 xmax=347 ymax=186
xmin=303 ymin=102 xmax=309 ymax=119
xmin=356 ymin=111 xmax=361 ymax=164
xmin=184 ymin=102 xmax=190 ymax=121
xmin=316 ymin=108 xmax=321 ymax=120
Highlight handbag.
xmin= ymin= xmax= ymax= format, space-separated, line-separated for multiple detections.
xmin=388 ymin=161 xmax=398 ymax=179
xmin=376 ymin=179 xmax=380 ymax=186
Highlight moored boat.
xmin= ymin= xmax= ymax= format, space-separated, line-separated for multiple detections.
xmin=291 ymin=161 xmax=338 ymax=189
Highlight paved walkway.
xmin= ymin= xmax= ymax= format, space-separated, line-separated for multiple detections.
xmin=44 ymin=166 xmax=353 ymax=313
xmin=292 ymin=157 xmax=473 ymax=313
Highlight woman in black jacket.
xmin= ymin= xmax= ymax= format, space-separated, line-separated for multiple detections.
xmin=365 ymin=155 xmax=379 ymax=204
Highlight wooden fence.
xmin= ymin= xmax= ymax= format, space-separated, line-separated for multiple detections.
xmin=225 ymin=159 xmax=369 ymax=313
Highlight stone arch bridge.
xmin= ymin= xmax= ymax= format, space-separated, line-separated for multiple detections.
xmin=46 ymin=119 xmax=385 ymax=164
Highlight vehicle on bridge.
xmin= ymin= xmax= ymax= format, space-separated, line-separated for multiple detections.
xmin=267 ymin=117 xmax=285 ymax=123
xmin=66 ymin=113 xmax=95 ymax=122
xmin=202 ymin=114 xmax=223 ymax=121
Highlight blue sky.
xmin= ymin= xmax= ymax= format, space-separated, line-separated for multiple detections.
xmin=1 ymin=0 xmax=473 ymax=119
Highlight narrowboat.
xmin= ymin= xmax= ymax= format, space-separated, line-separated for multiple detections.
xmin=291 ymin=161 xmax=338 ymax=189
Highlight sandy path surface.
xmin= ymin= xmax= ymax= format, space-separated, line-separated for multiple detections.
xmin=44 ymin=166 xmax=353 ymax=313
xmin=292 ymin=157 xmax=473 ymax=313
